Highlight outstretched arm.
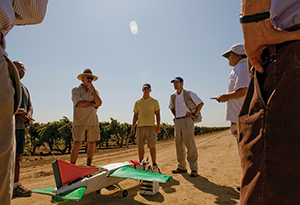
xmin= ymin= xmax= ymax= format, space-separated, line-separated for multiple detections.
xmin=241 ymin=0 xmax=300 ymax=73
xmin=216 ymin=87 xmax=248 ymax=103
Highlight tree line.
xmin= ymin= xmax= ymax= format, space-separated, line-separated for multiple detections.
xmin=25 ymin=116 xmax=229 ymax=156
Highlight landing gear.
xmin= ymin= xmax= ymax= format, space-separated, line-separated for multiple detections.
xmin=122 ymin=190 xmax=128 ymax=197
xmin=115 ymin=184 xmax=128 ymax=197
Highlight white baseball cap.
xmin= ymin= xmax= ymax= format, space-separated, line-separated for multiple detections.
xmin=222 ymin=44 xmax=246 ymax=58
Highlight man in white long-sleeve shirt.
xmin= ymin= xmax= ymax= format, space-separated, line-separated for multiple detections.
xmin=0 ymin=1 xmax=48 ymax=204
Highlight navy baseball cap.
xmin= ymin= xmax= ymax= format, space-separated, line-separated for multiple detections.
xmin=170 ymin=77 xmax=184 ymax=83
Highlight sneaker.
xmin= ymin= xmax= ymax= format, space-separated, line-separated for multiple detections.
xmin=13 ymin=185 xmax=32 ymax=197
xmin=190 ymin=171 xmax=199 ymax=177
xmin=172 ymin=168 xmax=187 ymax=174
xmin=153 ymin=164 xmax=161 ymax=174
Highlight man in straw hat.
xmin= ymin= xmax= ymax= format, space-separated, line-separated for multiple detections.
xmin=70 ymin=69 xmax=102 ymax=166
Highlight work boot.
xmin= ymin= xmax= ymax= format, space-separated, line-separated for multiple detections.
xmin=190 ymin=171 xmax=199 ymax=177
xmin=13 ymin=184 xmax=32 ymax=197
xmin=172 ymin=168 xmax=187 ymax=174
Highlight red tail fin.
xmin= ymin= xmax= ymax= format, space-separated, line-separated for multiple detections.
xmin=52 ymin=159 xmax=99 ymax=188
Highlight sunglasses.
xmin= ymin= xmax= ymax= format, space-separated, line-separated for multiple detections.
xmin=86 ymin=76 xmax=94 ymax=81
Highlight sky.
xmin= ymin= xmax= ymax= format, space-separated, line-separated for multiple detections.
xmin=6 ymin=1 xmax=244 ymax=127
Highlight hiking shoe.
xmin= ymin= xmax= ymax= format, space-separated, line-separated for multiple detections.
xmin=13 ymin=185 xmax=32 ymax=197
xmin=190 ymin=171 xmax=199 ymax=177
xmin=172 ymin=168 xmax=187 ymax=174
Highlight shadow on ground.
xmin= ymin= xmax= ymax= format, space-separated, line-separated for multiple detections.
xmin=182 ymin=174 xmax=239 ymax=205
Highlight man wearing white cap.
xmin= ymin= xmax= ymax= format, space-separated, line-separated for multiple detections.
xmin=216 ymin=44 xmax=250 ymax=143
xmin=70 ymin=69 xmax=102 ymax=166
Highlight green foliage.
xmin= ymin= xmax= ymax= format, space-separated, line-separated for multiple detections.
xmin=158 ymin=123 xmax=174 ymax=141
xmin=99 ymin=118 xmax=131 ymax=148
xmin=26 ymin=122 xmax=44 ymax=155
xmin=24 ymin=116 xmax=229 ymax=156
xmin=57 ymin=116 xmax=73 ymax=154
xmin=194 ymin=126 xmax=229 ymax=135
xmin=38 ymin=121 xmax=60 ymax=152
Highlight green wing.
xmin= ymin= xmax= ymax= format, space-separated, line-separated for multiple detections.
xmin=32 ymin=186 xmax=86 ymax=202
xmin=32 ymin=187 xmax=56 ymax=196
xmin=109 ymin=166 xmax=172 ymax=183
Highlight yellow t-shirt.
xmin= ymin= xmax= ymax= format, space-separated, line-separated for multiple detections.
xmin=133 ymin=96 xmax=160 ymax=127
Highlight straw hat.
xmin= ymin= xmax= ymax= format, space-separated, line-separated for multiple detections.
xmin=77 ymin=69 xmax=98 ymax=81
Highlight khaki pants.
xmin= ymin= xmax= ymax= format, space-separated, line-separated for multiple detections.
xmin=0 ymin=47 xmax=17 ymax=204
xmin=174 ymin=117 xmax=198 ymax=171
xmin=230 ymin=122 xmax=239 ymax=155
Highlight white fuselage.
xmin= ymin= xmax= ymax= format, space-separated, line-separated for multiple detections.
xmin=55 ymin=161 xmax=142 ymax=195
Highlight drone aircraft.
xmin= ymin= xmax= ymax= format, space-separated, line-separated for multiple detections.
xmin=32 ymin=159 xmax=172 ymax=203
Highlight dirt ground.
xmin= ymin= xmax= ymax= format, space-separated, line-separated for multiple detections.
xmin=12 ymin=129 xmax=241 ymax=205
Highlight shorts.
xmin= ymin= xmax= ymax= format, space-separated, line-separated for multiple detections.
xmin=72 ymin=126 xmax=100 ymax=142
xmin=16 ymin=129 xmax=25 ymax=154
xmin=136 ymin=126 xmax=157 ymax=148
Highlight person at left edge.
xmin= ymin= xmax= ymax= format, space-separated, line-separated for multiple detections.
xmin=13 ymin=61 xmax=35 ymax=197
xmin=0 ymin=1 xmax=48 ymax=204
xmin=70 ymin=69 xmax=102 ymax=166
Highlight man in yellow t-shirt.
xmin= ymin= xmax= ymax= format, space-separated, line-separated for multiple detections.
xmin=131 ymin=83 xmax=161 ymax=168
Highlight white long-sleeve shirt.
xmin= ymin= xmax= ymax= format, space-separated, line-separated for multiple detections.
xmin=0 ymin=0 xmax=48 ymax=47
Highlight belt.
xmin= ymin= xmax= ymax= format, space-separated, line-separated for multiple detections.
xmin=176 ymin=116 xmax=187 ymax=120
xmin=261 ymin=39 xmax=300 ymax=67
xmin=265 ymin=23 xmax=300 ymax=60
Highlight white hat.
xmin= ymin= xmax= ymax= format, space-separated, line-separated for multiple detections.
xmin=222 ymin=44 xmax=246 ymax=58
